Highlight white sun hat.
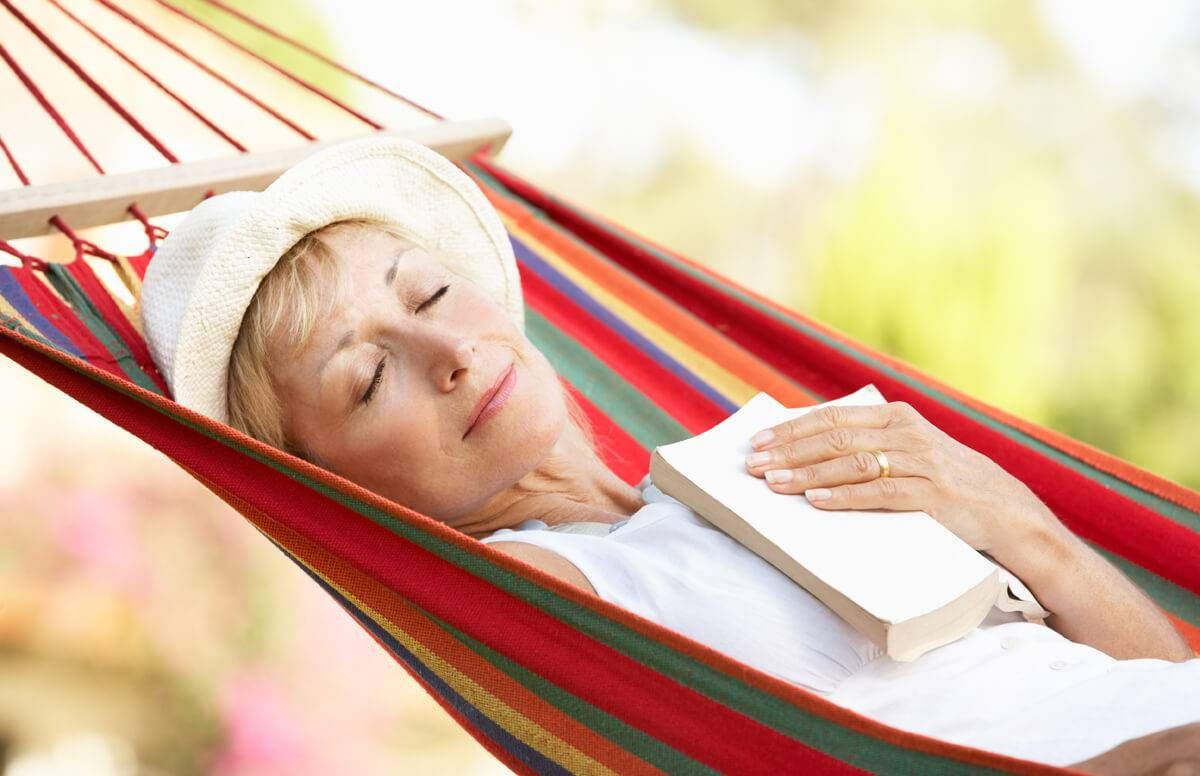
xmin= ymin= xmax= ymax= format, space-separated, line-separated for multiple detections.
xmin=138 ymin=134 xmax=523 ymax=425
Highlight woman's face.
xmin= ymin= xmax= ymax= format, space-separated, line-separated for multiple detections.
xmin=265 ymin=223 xmax=567 ymax=523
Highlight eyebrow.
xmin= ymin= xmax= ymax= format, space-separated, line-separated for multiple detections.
xmin=384 ymin=253 xmax=400 ymax=286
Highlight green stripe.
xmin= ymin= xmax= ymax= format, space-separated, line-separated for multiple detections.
xmin=43 ymin=264 xmax=163 ymax=395
xmin=6 ymin=330 xmax=1006 ymax=773
xmin=427 ymin=606 xmax=717 ymax=774
xmin=426 ymin=604 xmax=1006 ymax=775
xmin=1089 ymin=542 xmax=1200 ymax=623
xmin=261 ymin=530 xmax=712 ymax=773
xmin=526 ymin=308 xmax=689 ymax=448
xmin=473 ymin=164 xmax=1200 ymax=537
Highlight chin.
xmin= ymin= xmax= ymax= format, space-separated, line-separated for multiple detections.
xmin=438 ymin=355 xmax=570 ymax=518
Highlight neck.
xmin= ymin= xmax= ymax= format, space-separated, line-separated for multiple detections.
xmin=457 ymin=421 xmax=645 ymax=540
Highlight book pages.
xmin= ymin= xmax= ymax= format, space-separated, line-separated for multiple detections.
xmin=654 ymin=384 xmax=1002 ymax=624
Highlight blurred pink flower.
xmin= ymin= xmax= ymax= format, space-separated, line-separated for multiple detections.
xmin=211 ymin=670 xmax=317 ymax=776
xmin=50 ymin=486 xmax=151 ymax=601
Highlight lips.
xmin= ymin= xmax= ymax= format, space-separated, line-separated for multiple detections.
xmin=464 ymin=362 xmax=514 ymax=439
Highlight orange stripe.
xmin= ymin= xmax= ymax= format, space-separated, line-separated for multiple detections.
xmin=1166 ymin=612 xmax=1200 ymax=656
xmin=479 ymin=185 xmax=817 ymax=407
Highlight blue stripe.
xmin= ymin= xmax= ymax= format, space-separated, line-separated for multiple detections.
xmin=0 ymin=267 xmax=85 ymax=358
xmin=512 ymin=236 xmax=738 ymax=414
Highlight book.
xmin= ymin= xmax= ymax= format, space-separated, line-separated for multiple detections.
xmin=648 ymin=383 xmax=1051 ymax=662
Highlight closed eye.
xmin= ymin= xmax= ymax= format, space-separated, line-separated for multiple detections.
xmin=416 ymin=284 xmax=449 ymax=313
xmin=360 ymin=285 xmax=450 ymax=407
xmin=361 ymin=357 xmax=385 ymax=405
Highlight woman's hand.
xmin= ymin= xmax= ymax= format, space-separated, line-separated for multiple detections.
xmin=744 ymin=400 xmax=1053 ymax=556
xmin=745 ymin=399 xmax=1199 ymax=661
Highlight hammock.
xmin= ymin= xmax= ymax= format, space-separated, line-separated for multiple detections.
xmin=2 ymin=3 xmax=1198 ymax=773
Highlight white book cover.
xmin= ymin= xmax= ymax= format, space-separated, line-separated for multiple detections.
xmin=653 ymin=384 xmax=1049 ymax=625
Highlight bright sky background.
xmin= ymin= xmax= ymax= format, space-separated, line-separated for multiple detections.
xmin=314 ymin=0 xmax=1200 ymax=192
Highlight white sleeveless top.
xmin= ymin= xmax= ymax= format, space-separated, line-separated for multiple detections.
xmin=480 ymin=475 xmax=1200 ymax=765
xmin=482 ymin=473 xmax=885 ymax=693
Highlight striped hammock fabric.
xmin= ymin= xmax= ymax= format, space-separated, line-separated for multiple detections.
xmin=2 ymin=150 xmax=1198 ymax=774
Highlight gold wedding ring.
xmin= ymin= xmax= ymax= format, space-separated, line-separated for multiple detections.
xmin=868 ymin=449 xmax=890 ymax=478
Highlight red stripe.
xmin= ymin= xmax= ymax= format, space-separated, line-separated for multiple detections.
xmin=1 ymin=324 xmax=1076 ymax=774
xmin=562 ymin=379 xmax=649 ymax=485
xmin=64 ymin=258 xmax=168 ymax=393
xmin=479 ymin=159 xmax=1200 ymax=598
xmin=523 ymin=263 xmax=729 ymax=435
xmin=9 ymin=265 xmax=127 ymax=379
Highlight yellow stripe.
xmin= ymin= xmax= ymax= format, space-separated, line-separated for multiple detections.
xmin=0 ymin=295 xmax=34 ymax=331
xmin=111 ymin=256 xmax=145 ymax=337
xmin=501 ymin=216 xmax=759 ymax=405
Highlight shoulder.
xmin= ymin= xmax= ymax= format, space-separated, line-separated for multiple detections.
xmin=486 ymin=540 xmax=597 ymax=596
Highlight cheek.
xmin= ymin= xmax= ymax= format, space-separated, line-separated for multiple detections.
xmin=330 ymin=411 xmax=449 ymax=505
xmin=513 ymin=361 xmax=569 ymax=445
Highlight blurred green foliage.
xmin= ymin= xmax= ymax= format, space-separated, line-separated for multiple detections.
xmin=599 ymin=0 xmax=1200 ymax=491
xmin=172 ymin=0 xmax=350 ymax=99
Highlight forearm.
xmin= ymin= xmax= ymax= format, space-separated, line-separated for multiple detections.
xmin=992 ymin=506 xmax=1194 ymax=662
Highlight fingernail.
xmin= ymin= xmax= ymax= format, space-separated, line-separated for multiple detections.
xmin=750 ymin=430 xmax=774 ymax=448
xmin=805 ymin=488 xmax=831 ymax=501
xmin=746 ymin=452 xmax=771 ymax=466
xmin=766 ymin=469 xmax=793 ymax=483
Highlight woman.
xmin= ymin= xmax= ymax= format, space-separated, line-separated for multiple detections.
xmin=140 ymin=135 xmax=1200 ymax=772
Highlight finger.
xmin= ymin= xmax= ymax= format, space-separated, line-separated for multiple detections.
xmin=760 ymin=450 xmax=917 ymax=492
xmin=750 ymin=401 xmax=912 ymax=451
xmin=745 ymin=427 xmax=910 ymax=473
xmin=803 ymin=476 xmax=932 ymax=511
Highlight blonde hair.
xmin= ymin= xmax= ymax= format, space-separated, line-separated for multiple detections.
xmin=226 ymin=218 xmax=598 ymax=462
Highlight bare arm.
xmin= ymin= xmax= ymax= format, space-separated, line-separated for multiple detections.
xmin=741 ymin=399 xmax=1195 ymax=663
xmin=993 ymin=501 xmax=1194 ymax=662
xmin=487 ymin=541 xmax=598 ymax=596
xmin=1068 ymin=722 xmax=1200 ymax=774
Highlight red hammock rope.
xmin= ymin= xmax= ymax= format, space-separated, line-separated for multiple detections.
xmin=0 ymin=0 xmax=178 ymax=163
xmin=127 ymin=202 xmax=169 ymax=251
xmin=0 ymin=39 xmax=104 ymax=174
xmin=192 ymin=0 xmax=445 ymax=120
xmin=0 ymin=129 xmax=30 ymax=185
xmin=88 ymin=0 xmax=316 ymax=142
xmin=150 ymin=0 xmax=385 ymax=130
xmin=44 ymin=0 xmax=247 ymax=153
xmin=0 ymin=239 xmax=46 ymax=270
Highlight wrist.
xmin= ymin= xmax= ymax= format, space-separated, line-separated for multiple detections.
xmin=988 ymin=503 xmax=1081 ymax=588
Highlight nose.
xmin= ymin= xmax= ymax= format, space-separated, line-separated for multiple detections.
xmin=420 ymin=323 xmax=476 ymax=392
xmin=378 ymin=319 xmax=478 ymax=390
